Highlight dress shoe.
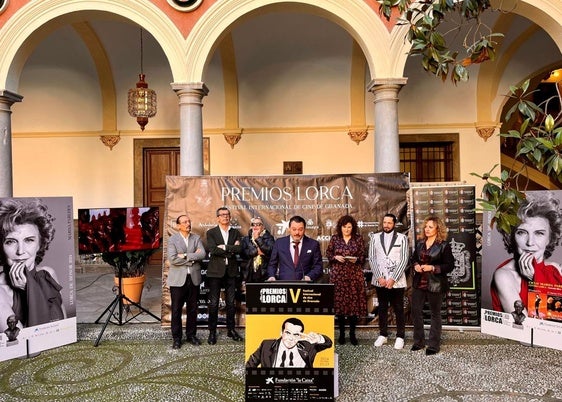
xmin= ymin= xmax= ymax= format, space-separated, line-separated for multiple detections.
xmin=227 ymin=329 xmax=243 ymax=341
xmin=425 ymin=348 xmax=438 ymax=355
xmin=208 ymin=332 xmax=217 ymax=345
xmin=172 ymin=339 xmax=181 ymax=350
xmin=186 ymin=336 xmax=201 ymax=346
xmin=410 ymin=344 xmax=424 ymax=351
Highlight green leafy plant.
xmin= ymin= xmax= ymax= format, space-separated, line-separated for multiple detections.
xmin=470 ymin=165 xmax=525 ymax=234
xmin=101 ymin=249 xmax=157 ymax=278
xmin=472 ymin=79 xmax=562 ymax=232
xmin=378 ymin=1 xmax=561 ymax=230
xmin=501 ymin=80 xmax=562 ymax=182
xmin=377 ymin=0 xmax=502 ymax=84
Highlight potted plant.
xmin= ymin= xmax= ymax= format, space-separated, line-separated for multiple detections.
xmin=101 ymin=249 xmax=157 ymax=304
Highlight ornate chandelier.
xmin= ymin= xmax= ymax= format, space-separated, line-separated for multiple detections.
xmin=127 ymin=28 xmax=157 ymax=131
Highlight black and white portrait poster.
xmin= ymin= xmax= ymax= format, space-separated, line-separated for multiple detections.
xmin=481 ymin=190 xmax=562 ymax=350
xmin=245 ymin=282 xmax=335 ymax=401
xmin=0 ymin=197 xmax=77 ymax=361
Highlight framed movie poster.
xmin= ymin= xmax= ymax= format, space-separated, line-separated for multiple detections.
xmin=481 ymin=190 xmax=562 ymax=350
xmin=0 ymin=197 xmax=77 ymax=361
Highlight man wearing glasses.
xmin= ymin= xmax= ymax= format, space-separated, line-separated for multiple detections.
xmin=241 ymin=217 xmax=275 ymax=283
xmin=206 ymin=207 xmax=243 ymax=344
xmin=246 ymin=317 xmax=332 ymax=368
xmin=167 ymin=215 xmax=206 ymax=349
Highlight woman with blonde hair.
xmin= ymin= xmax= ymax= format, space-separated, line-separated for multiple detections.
xmin=0 ymin=198 xmax=66 ymax=328
xmin=410 ymin=216 xmax=454 ymax=355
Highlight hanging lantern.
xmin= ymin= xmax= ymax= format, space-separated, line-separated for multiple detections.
xmin=127 ymin=28 xmax=157 ymax=131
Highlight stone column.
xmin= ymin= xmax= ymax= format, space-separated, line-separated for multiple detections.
xmin=367 ymin=78 xmax=407 ymax=173
xmin=0 ymin=90 xmax=23 ymax=197
xmin=171 ymin=82 xmax=209 ymax=176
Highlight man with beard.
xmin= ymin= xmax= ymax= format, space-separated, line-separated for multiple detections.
xmin=368 ymin=213 xmax=409 ymax=350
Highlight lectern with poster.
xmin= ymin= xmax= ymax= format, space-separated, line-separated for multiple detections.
xmin=245 ymin=282 xmax=335 ymax=401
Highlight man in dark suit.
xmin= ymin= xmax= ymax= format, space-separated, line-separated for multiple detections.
xmin=206 ymin=207 xmax=243 ymax=344
xmin=267 ymin=215 xmax=323 ymax=282
xmin=246 ymin=317 xmax=332 ymax=368
xmin=167 ymin=215 xmax=206 ymax=349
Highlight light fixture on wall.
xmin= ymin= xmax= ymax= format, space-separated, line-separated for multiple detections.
xmin=127 ymin=28 xmax=157 ymax=131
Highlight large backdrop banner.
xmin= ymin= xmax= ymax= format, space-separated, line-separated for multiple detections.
xmin=410 ymin=184 xmax=478 ymax=327
xmin=161 ymin=173 xmax=410 ymax=326
xmin=481 ymin=190 xmax=562 ymax=350
xmin=0 ymin=197 xmax=77 ymax=362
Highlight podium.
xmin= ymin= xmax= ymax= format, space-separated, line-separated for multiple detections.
xmin=244 ymin=282 xmax=335 ymax=401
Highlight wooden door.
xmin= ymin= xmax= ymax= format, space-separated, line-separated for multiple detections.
xmin=143 ymin=147 xmax=180 ymax=208
xmin=143 ymin=147 xmax=180 ymax=263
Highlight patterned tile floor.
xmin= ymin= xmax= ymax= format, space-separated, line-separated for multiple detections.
xmin=1 ymin=266 xmax=561 ymax=401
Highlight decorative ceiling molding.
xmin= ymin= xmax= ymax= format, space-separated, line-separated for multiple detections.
xmin=100 ymin=134 xmax=121 ymax=150
xmin=348 ymin=129 xmax=368 ymax=145
xmin=476 ymin=126 xmax=496 ymax=142
xmin=224 ymin=133 xmax=241 ymax=149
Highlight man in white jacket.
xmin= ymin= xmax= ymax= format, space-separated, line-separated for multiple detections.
xmin=368 ymin=213 xmax=409 ymax=349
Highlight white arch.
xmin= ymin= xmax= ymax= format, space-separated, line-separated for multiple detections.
xmin=183 ymin=0 xmax=396 ymax=83
xmin=0 ymin=0 xmax=186 ymax=91
xmin=503 ymin=0 xmax=562 ymax=50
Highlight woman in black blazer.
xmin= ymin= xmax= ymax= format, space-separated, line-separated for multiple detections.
xmin=410 ymin=216 xmax=454 ymax=355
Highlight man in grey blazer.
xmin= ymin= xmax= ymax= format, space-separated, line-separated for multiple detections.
xmin=167 ymin=215 xmax=206 ymax=349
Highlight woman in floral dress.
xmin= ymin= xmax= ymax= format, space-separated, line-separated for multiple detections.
xmin=326 ymin=215 xmax=366 ymax=345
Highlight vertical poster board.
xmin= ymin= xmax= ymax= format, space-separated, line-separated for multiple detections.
xmin=481 ymin=190 xmax=562 ymax=350
xmin=410 ymin=185 xmax=479 ymax=327
xmin=245 ymin=282 xmax=334 ymax=401
xmin=162 ymin=173 xmax=410 ymax=327
xmin=0 ymin=197 xmax=77 ymax=361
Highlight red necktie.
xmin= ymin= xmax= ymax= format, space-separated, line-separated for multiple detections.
xmin=293 ymin=241 xmax=300 ymax=267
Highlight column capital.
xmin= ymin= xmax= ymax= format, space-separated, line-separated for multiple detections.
xmin=171 ymin=82 xmax=209 ymax=97
xmin=0 ymin=90 xmax=23 ymax=109
xmin=367 ymin=78 xmax=408 ymax=92
xmin=367 ymin=78 xmax=408 ymax=105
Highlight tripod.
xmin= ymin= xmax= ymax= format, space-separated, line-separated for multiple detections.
xmin=94 ymin=262 xmax=160 ymax=346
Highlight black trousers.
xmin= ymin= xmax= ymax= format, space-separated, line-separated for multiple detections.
xmin=375 ymin=286 xmax=405 ymax=338
xmin=207 ymin=275 xmax=236 ymax=332
xmin=170 ymin=275 xmax=199 ymax=341
xmin=411 ymin=287 xmax=443 ymax=351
